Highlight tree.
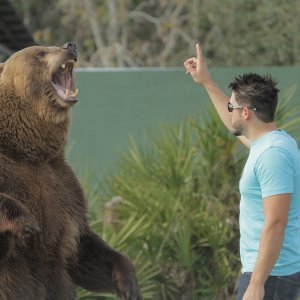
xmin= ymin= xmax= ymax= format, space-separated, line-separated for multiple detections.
xmin=11 ymin=0 xmax=300 ymax=66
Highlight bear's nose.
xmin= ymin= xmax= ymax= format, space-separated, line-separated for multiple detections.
xmin=62 ymin=42 xmax=78 ymax=61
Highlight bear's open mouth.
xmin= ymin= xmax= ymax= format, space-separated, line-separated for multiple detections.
xmin=51 ymin=60 xmax=78 ymax=103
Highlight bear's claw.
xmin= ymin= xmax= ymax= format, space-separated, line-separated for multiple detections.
xmin=113 ymin=255 xmax=143 ymax=300
xmin=23 ymin=224 xmax=41 ymax=235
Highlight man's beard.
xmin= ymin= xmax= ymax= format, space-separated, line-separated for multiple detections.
xmin=232 ymin=120 xmax=244 ymax=136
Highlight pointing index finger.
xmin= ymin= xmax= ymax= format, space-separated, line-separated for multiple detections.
xmin=196 ymin=43 xmax=202 ymax=61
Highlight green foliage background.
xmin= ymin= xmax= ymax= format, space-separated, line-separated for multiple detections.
xmin=76 ymin=88 xmax=300 ymax=299
xmin=11 ymin=0 xmax=300 ymax=67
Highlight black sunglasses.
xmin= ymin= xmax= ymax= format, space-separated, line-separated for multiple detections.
xmin=227 ymin=102 xmax=257 ymax=113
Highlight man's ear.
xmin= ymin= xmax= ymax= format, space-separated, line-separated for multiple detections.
xmin=243 ymin=107 xmax=251 ymax=120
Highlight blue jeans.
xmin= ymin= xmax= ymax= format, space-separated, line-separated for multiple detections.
xmin=236 ymin=271 xmax=300 ymax=300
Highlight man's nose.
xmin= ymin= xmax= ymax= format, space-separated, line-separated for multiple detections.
xmin=62 ymin=42 xmax=78 ymax=61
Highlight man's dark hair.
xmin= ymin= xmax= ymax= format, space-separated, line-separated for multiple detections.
xmin=228 ymin=73 xmax=280 ymax=123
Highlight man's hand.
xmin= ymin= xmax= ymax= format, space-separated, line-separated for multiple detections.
xmin=242 ymin=283 xmax=265 ymax=300
xmin=183 ymin=43 xmax=212 ymax=86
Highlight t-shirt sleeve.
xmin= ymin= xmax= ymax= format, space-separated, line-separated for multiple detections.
xmin=255 ymin=147 xmax=294 ymax=198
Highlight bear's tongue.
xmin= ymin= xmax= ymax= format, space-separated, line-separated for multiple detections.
xmin=52 ymin=68 xmax=78 ymax=102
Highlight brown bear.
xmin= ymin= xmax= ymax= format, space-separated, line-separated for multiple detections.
xmin=0 ymin=42 xmax=142 ymax=300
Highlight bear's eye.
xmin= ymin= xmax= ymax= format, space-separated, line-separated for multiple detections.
xmin=36 ymin=51 xmax=46 ymax=58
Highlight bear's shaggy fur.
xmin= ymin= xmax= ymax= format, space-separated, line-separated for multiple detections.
xmin=0 ymin=42 xmax=141 ymax=300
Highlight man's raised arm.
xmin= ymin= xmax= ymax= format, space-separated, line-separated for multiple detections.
xmin=184 ymin=44 xmax=250 ymax=148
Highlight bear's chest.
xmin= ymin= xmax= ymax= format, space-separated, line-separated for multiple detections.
xmin=0 ymin=158 xmax=86 ymax=259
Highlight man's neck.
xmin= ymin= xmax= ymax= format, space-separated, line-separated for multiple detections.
xmin=246 ymin=122 xmax=277 ymax=142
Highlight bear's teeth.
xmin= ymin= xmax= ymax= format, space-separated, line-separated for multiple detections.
xmin=66 ymin=89 xmax=70 ymax=96
xmin=62 ymin=64 xmax=66 ymax=69
xmin=74 ymin=89 xmax=78 ymax=96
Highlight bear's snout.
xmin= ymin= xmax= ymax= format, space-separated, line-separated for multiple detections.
xmin=62 ymin=42 xmax=78 ymax=61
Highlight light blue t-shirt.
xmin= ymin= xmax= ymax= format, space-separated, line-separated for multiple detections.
xmin=239 ymin=130 xmax=300 ymax=275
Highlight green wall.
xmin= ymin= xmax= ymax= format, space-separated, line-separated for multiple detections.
xmin=68 ymin=67 xmax=300 ymax=178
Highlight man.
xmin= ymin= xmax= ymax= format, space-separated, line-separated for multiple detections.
xmin=184 ymin=44 xmax=300 ymax=300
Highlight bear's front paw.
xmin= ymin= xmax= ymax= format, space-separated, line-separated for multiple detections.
xmin=0 ymin=194 xmax=40 ymax=237
xmin=0 ymin=215 xmax=41 ymax=238
xmin=113 ymin=255 xmax=143 ymax=300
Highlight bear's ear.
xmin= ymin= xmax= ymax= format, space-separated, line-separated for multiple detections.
xmin=0 ymin=63 xmax=4 ymax=76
